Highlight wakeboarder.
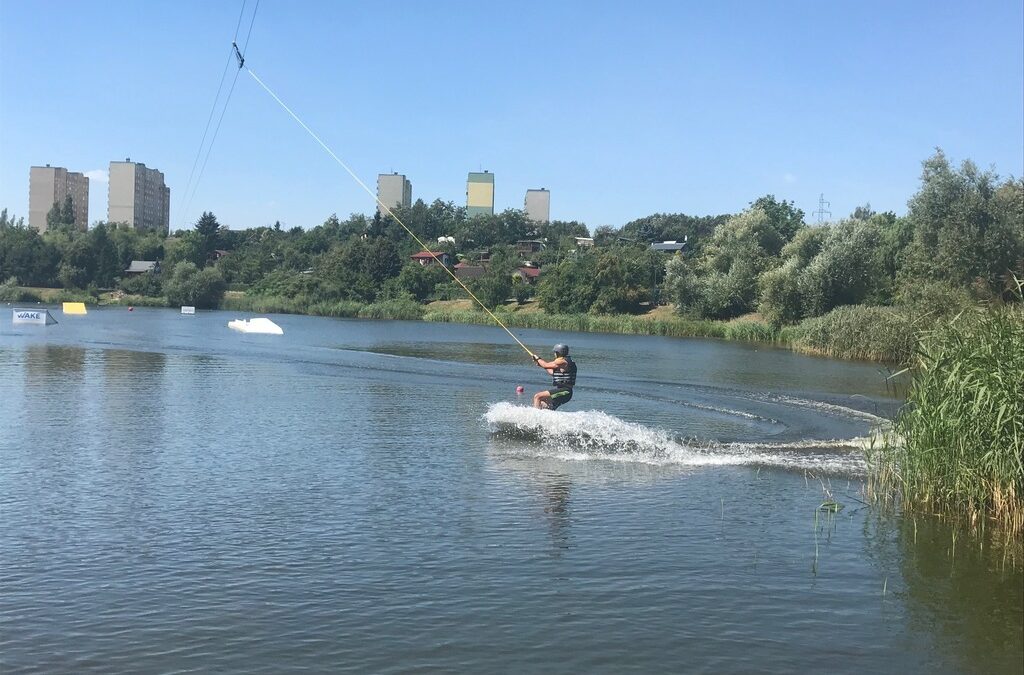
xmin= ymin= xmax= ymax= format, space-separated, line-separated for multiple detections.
xmin=531 ymin=344 xmax=577 ymax=410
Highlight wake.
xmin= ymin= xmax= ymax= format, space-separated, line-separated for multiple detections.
xmin=484 ymin=402 xmax=873 ymax=475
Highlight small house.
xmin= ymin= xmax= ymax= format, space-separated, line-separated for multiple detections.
xmin=650 ymin=241 xmax=687 ymax=253
xmin=125 ymin=260 xmax=160 ymax=275
xmin=410 ymin=251 xmax=452 ymax=267
xmin=514 ymin=266 xmax=542 ymax=285
xmin=515 ymin=240 xmax=546 ymax=256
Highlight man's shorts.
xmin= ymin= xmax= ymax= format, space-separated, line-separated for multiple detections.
xmin=546 ymin=387 xmax=573 ymax=410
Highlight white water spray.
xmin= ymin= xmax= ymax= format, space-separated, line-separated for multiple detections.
xmin=484 ymin=403 xmax=871 ymax=474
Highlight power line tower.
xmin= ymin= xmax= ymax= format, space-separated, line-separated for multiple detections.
xmin=813 ymin=193 xmax=832 ymax=225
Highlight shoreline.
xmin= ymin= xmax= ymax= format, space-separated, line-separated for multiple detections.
xmin=8 ymin=286 xmax=912 ymax=363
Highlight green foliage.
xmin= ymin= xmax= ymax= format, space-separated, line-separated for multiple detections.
xmin=119 ymin=271 xmax=163 ymax=297
xmin=454 ymin=209 xmax=531 ymax=249
xmin=390 ymin=263 xmax=446 ymax=302
xmin=0 ymin=223 xmax=60 ymax=286
xmin=894 ymin=279 xmax=972 ymax=317
xmin=163 ymin=261 xmax=226 ymax=309
xmin=872 ymin=305 xmax=1024 ymax=531
xmin=903 ymin=149 xmax=1024 ymax=290
xmin=749 ymin=195 xmax=804 ymax=248
xmin=472 ymin=245 xmax=516 ymax=308
xmin=672 ymin=206 xmax=800 ymax=319
xmin=538 ymin=246 xmax=661 ymax=314
xmin=194 ymin=211 xmax=223 ymax=266
xmin=618 ymin=212 xmax=728 ymax=251
xmin=0 ymin=276 xmax=34 ymax=302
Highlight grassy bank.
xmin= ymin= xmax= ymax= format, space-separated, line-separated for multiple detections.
xmin=868 ymin=305 xmax=1024 ymax=536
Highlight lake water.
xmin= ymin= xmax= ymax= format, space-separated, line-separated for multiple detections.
xmin=1 ymin=307 xmax=1021 ymax=673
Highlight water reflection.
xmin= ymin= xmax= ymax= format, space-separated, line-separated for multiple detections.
xmin=100 ymin=349 xmax=168 ymax=454
xmin=23 ymin=344 xmax=86 ymax=377
xmin=865 ymin=514 xmax=1024 ymax=674
xmin=21 ymin=345 xmax=89 ymax=425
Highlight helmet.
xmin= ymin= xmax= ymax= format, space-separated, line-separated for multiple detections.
xmin=552 ymin=344 xmax=569 ymax=356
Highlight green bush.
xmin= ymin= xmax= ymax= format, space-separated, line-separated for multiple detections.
xmin=0 ymin=276 xmax=33 ymax=302
xmin=118 ymin=271 xmax=163 ymax=297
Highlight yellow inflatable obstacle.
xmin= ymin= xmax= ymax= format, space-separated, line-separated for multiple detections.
xmin=62 ymin=302 xmax=87 ymax=315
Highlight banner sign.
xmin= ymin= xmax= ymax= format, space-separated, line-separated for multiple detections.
xmin=13 ymin=308 xmax=58 ymax=325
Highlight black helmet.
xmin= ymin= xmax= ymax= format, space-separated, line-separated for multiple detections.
xmin=552 ymin=343 xmax=569 ymax=356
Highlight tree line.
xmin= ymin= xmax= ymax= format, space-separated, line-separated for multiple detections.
xmin=1 ymin=150 xmax=1021 ymax=317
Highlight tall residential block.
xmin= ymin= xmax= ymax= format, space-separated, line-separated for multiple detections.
xmin=376 ymin=173 xmax=412 ymax=214
xmin=108 ymin=159 xmax=170 ymax=233
xmin=28 ymin=165 xmax=89 ymax=232
xmin=466 ymin=171 xmax=495 ymax=217
xmin=524 ymin=188 xmax=550 ymax=223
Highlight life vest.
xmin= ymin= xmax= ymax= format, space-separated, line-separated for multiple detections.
xmin=551 ymin=356 xmax=577 ymax=388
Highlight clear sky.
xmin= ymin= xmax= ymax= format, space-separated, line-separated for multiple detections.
xmin=1 ymin=0 xmax=1022 ymax=231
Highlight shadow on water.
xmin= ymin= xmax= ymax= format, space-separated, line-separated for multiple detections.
xmin=864 ymin=513 xmax=1024 ymax=674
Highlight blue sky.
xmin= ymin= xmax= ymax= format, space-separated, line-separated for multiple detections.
xmin=1 ymin=1 xmax=1022 ymax=231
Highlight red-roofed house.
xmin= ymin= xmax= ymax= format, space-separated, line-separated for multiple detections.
xmin=410 ymin=251 xmax=452 ymax=267
xmin=514 ymin=266 xmax=542 ymax=284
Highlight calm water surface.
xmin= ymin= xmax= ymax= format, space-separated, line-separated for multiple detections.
xmin=1 ymin=307 xmax=1020 ymax=673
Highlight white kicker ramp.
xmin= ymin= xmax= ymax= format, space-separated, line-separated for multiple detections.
xmin=13 ymin=308 xmax=58 ymax=325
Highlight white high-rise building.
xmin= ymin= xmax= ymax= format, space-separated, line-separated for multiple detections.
xmin=28 ymin=165 xmax=89 ymax=231
xmin=377 ymin=173 xmax=412 ymax=214
xmin=108 ymin=159 xmax=170 ymax=233
xmin=525 ymin=188 xmax=550 ymax=223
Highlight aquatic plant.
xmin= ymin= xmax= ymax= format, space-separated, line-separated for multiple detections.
xmin=869 ymin=303 xmax=1024 ymax=535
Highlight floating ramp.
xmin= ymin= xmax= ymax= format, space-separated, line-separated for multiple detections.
xmin=227 ymin=317 xmax=283 ymax=335
xmin=13 ymin=308 xmax=58 ymax=325
xmin=62 ymin=302 xmax=87 ymax=315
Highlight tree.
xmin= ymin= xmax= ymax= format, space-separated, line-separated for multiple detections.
xmin=902 ymin=149 xmax=1024 ymax=290
xmin=164 ymin=261 xmax=226 ymax=308
xmin=60 ymin=194 xmax=76 ymax=228
xmin=691 ymin=207 xmax=794 ymax=318
xmin=472 ymin=245 xmax=516 ymax=308
xmin=365 ymin=238 xmax=402 ymax=285
xmin=88 ymin=224 xmax=121 ymax=287
xmin=749 ymin=195 xmax=804 ymax=248
xmin=391 ymin=263 xmax=444 ymax=302
xmin=194 ymin=211 xmax=223 ymax=266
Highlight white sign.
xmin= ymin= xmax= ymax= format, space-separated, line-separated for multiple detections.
xmin=181 ymin=306 xmax=196 ymax=314
xmin=13 ymin=308 xmax=57 ymax=325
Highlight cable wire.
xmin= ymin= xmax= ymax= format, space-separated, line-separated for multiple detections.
xmin=245 ymin=66 xmax=537 ymax=359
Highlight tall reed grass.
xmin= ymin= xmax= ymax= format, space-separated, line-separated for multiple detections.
xmin=422 ymin=307 xmax=760 ymax=340
xmin=868 ymin=305 xmax=1024 ymax=534
xmin=785 ymin=305 xmax=919 ymax=362
xmin=220 ymin=294 xmax=424 ymax=321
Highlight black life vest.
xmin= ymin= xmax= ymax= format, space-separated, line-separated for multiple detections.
xmin=551 ymin=356 xmax=577 ymax=388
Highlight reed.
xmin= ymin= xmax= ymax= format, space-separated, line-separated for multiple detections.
xmin=786 ymin=305 xmax=920 ymax=363
xmin=422 ymin=307 xmax=736 ymax=340
xmin=868 ymin=305 xmax=1024 ymax=535
xmin=356 ymin=299 xmax=425 ymax=321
